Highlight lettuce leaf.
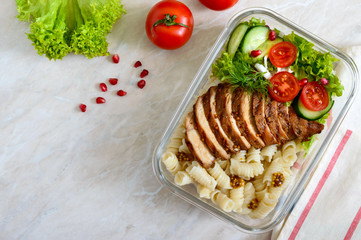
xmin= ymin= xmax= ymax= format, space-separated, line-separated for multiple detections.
xmin=283 ymin=32 xmax=344 ymax=97
xmin=15 ymin=0 xmax=126 ymax=60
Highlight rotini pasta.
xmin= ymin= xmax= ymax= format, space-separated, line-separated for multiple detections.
xmin=246 ymin=147 xmax=262 ymax=163
xmin=230 ymin=186 xmax=244 ymax=212
xmin=174 ymin=171 xmax=193 ymax=186
xmin=281 ymin=140 xmax=297 ymax=167
xmin=230 ymin=159 xmax=264 ymax=179
xmin=178 ymin=138 xmax=191 ymax=154
xmin=210 ymin=190 xmax=235 ymax=212
xmin=261 ymin=144 xmax=278 ymax=162
xmin=161 ymin=151 xmax=181 ymax=175
xmin=197 ymin=184 xmax=212 ymax=199
xmin=240 ymin=182 xmax=256 ymax=214
xmin=249 ymin=193 xmax=278 ymax=219
xmin=186 ymin=161 xmax=217 ymax=191
xmin=167 ymin=124 xmax=186 ymax=154
xmin=208 ymin=162 xmax=232 ymax=189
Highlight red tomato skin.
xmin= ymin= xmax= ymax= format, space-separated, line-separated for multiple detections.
xmin=269 ymin=41 xmax=298 ymax=68
xmin=300 ymin=81 xmax=329 ymax=111
xmin=145 ymin=1 xmax=194 ymax=50
xmin=198 ymin=0 xmax=239 ymax=11
xmin=268 ymin=71 xmax=300 ymax=102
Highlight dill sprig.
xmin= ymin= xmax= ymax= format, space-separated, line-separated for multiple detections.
xmin=211 ymin=51 xmax=270 ymax=95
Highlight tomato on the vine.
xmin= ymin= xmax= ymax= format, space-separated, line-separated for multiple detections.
xmin=269 ymin=41 xmax=298 ymax=68
xmin=268 ymin=71 xmax=300 ymax=102
xmin=300 ymin=81 xmax=329 ymax=111
xmin=145 ymin=0 xmax=194 ymax=50
xmin=198 ymin=0 xmax=239 ymax=11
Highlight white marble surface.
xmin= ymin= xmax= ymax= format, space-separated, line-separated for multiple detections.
xmin=1 ymin=0 xmax=361 ymax=239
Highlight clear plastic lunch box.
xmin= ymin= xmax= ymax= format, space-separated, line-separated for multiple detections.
xmin=152 ymin=7 xmax=359 ymax=233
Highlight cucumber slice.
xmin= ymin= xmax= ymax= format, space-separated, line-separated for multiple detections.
xmin=254 ymin=38 xmax=283 ymax=60
xmin=227 ymin=24 xmax=249 ymax=59
xmin=293 ymin=94 xmax=334 ymax=121
xmin=241 ymin=26 xmax=270 ymax=54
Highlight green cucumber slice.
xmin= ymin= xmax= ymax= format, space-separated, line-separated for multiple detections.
xmin=293 ymin=94 xmax=334 ymax=121
xmin=254 ymin=37 xmax=283 ymax=60
xmin=227 ymin=24 xmax=249 ymax=59
xmin=240 ymin=26 xmax=270 ymax=54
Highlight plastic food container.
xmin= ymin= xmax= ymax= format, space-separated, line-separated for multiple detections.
xmin=152 ymin=7 xmax=359 ymax=233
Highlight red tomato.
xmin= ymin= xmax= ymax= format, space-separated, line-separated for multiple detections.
xmin=300 ymin=81 xmax=329 ymax=111
xmin=269 ymin=41 xmax=298 ymax=68
xmin=268 ymin=71 xmax=300 ymax=102
xmin=199 ymin=0 xmax=239 ymax=11
xmin=145 ymin=1 xmax=194 ymax=50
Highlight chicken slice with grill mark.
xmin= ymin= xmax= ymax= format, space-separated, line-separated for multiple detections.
xmin=252 ymin=93 xmax=278 ymax=145
xmin=185 ymin=112 xmax=215 ymax=168
xmin=278 ymin=102 xmax=297 ymax=139
xmin=194 ymin=94 xmax=231 ymax=160
xmin=232 ymin=88 xmax=265 ymax=149
xmin=216 ymin=84 xmax=251 ymax=150
xmin=266 ymin=100 xmax=289 ymax=143
xmin=203 ymin=86 xmax=237 ymax=153
xmin=289 ymin=107 xmax=324 ymax=142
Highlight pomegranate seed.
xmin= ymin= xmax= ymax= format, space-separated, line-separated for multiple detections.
xmin=96 ymin=97 xmax=106 ymax=104
xmin=112 ymin=54 xmax=119 ymax=63
xmin=299 ymin=78 xmax=308 ymax=88
xmin=134 ymin=61 xmax=142 ymax=68
xmin=117 ymin=90 xmax=127 ymax=96
xmin=79 ymin=104 xmax=87 ymax=112
xmin=109 ymin=78 xmax=118 ymax=85
xmin=140 ymin=69 xmax=149 ymax=78
xmin=99 ymin=83 xmax=107 ymax=92
xmin=320 ymin=78 xmax=329 ymax=85
xmin=137 ymin=80 xmax=146 ymax=89
xmin=269 ymin=30 xmax=277 ymax=41
xmin=250 ymin=50 xmax=262 ymax=57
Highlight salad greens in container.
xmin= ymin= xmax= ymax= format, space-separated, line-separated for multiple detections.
xmin=152 ymin=8 xmax=359 ymax=233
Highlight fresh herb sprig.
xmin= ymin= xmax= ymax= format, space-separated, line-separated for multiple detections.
xmin=212 ymin=51 xmax=270 ymax=95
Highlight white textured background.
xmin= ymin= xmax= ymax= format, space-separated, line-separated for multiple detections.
xmin=1 ymin=0 xmax=361 ymax=239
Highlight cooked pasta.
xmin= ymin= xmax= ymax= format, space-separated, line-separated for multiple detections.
xmin=178 ymin=138 xmax=191 ymax=154
xmin=240 ymin=182 xmax=256 ymax=214
xmin=249 ymin=193 xmax=278 ymax=219
xmin=281 ymin=140 xmax=297 ymax=167
xmin=231 ymin=150 xmax=247 ymax=162
xmin=197 ymin=184 xmax=212 ymax=199
xmin=161 ymin=151 xmax=181 ymax=175
xmin=261 ymin=144 xmax=278 ymax=162
xmin=230 ymin=186 xmax=244 ymax=212
xmin=167 ymin=124 xmax=186 ymax=154
xmin=230 ymin=159 xmax=264 ymax=179
xmin=208 ymin=162 xmax=232 ymax=189
xmin=263 ymin=156 xmax=284 ymax=185
xmin=246 ymin=147 xmax=262 ymax=163
xmin=186 ymin=161 xmax=217 ymax=191
xmin=210 ymin=190 xmax=235 ymax=212
xmin=216 ymin=159 xmax=228 ymax=170
xmin=174 ymin=171 xmax=193 ymax=186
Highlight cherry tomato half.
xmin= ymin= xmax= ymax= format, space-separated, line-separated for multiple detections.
xmin=300 ymin=81 xmax=329 ymax=111
xmin=198 ymin=0 xmax=239 ymax=11
xmin=269 ymin=41 xmax=298 ymax=68
xmin=145 ymin=0 xmax=194 ymax=50
xmin=268 ymin=71 xmax=300 ymax=102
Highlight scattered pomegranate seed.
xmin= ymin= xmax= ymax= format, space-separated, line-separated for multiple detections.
xmin=137 ymin=80 xmax=146 ymax=89
xmin=99 ymin=83 xmax=107 ymax=92
xmin=269 ymin=30 xmax=277 ymax=41
xmin=299 ymin=78 xmax=308 ymax=88
xmin=96 ymin=97 xmax=106 ymax=104
xmin=117 ymin=90 xmax=127 ymax=96
xmin=109 ymin=78 xmax=118 ymax=85
xmin=134 ymin=61 xmax=142 ymax=68
xmin=79 ymin=104 xmax=87 ymax=112
xmin=320 ymin=78 xmax=329 ymax=85
xmin=250 ymin=50 xmax=262 ymax=57
xmin=112 ymin=54 xmax=119 ymax=63
xmin=140 ymin=69 xmax=149 ymax=78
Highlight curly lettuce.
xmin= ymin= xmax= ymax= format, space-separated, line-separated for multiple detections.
xmin=283 ymin=32 xmax=344 ymax=97
xmin=15 ymin=0 xmax=126 ymax=60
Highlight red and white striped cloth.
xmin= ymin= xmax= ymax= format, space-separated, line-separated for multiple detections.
xmin=273 ymin=47 xmax=361 ymax=240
